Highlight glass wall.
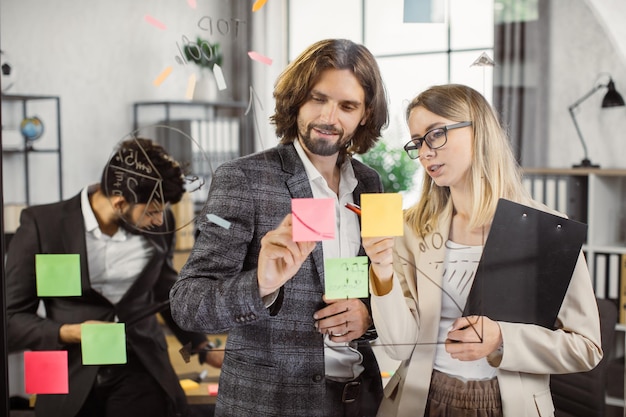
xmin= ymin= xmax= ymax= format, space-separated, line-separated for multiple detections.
xmin=289 ymin=0 xmax=494 ymax=151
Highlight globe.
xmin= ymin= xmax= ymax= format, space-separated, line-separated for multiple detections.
xmin=20 ymin=116 xmax=44 ymax=142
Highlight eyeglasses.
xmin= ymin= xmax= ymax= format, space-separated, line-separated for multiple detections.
xmin=403 ymin=121 xmax=472 ymax=159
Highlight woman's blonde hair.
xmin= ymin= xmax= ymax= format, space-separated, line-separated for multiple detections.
xmin=404 ymin=84 xmax=532 ymax=236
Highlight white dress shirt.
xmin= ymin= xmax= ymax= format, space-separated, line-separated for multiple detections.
xmin=294 ymin=140 xmax=365 ymax=381
xmin=81 ymin=185 xmax=154 ymax=305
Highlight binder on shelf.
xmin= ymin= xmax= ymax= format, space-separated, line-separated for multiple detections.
xmin=545 ymin=177 xmax=557 ymax=210
xmin=532 ymin=177 xmax=545 ymax=203
xmin=594 ymin=253 xmax=607 ymax=299
xmin=608 ymin=253 xmax=620 ymax=300
xmin=556 ymin=177 xmax=568 ymax=214
xmin=620 ymin=254 xmax=626 ymax=324
xmin=463 ymin=199 xmax=588 ymax=329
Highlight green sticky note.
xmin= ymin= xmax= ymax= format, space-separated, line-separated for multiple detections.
xmin=361 ymin=193 xmax=404 ymax=237
xmin=36 ymin=254 xmax=82 ymax=297
xmin=324 ymin=256 xmax=369 ymax=299
xmin=81 ymin=323 xmax=127 ymax=365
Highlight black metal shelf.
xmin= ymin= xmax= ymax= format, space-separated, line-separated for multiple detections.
xmin=1 ymin=94 xmax=63 ymax=206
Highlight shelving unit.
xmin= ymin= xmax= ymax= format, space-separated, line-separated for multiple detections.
xmin=1 ymin=94 xmax=63 ymax=245
xmin=133 ymin=100 xmax=252 ymax=251
xmin=132 ymin=100 xmax=253 ymax=154
xmin=523 ymin=167 xmax=626 ymax=413
xmin=1 ymin=94 xmax=63 ymax=206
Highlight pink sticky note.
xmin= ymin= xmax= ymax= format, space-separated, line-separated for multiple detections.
xmin=208 ymin=383 xmax=219 ymax=396
xmin=24 ymin=351 xmax=69 ymax=394
xmin=248 ymin=51 xmax=273 ymax=66
xmin=144 ymin=15 xmax=167 ymax=31
xmin=292 ymin=198 xmax=335 ymax=242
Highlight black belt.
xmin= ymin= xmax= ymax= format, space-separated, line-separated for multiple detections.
xmin=327 ymin=376 xmax=362 ymax=403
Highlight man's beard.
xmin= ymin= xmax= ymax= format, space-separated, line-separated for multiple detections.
xmin=299 ymin=123 xmax=350 ymax=156
xmin=117 ymin=206 xmax=144 ymax=235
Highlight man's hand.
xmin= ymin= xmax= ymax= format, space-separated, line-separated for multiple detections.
xmin=258 ymin=214 xmax=316 ymax=297
xmin=203 ymin=349 xmax=225 ymax=368
xmin=58 ymin=320 xmax=109 ymax=344
xmin=314 ymin=297 xmax=372 ymax=343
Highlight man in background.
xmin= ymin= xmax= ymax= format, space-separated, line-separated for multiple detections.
xmin=6 ymin=138 xmax=222 ymax=417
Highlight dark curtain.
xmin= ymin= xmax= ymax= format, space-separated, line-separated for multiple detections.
xmin=493 ymin=2 xmax=550 ymax=167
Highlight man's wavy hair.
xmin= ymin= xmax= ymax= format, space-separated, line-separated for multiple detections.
xmin=270 ymin=39 xmax=388 ymax=158
xmin=101 ymin=137 xmax=185 ymax=205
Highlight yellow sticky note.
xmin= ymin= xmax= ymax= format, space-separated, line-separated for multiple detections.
xmin=180 ymin=379 xmax=200 ymax=391
xmin=360 ymin=193 xmax=403 ymax=237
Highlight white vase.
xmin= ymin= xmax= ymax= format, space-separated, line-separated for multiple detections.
xmin=193 ymin=72 xmax=217 ymax=102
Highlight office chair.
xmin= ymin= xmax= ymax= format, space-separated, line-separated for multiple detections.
xmin=550 ymin=298 xmax=618 ymax=417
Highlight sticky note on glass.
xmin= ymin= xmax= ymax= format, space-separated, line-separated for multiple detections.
xmin=81 ymin=323 xmax=127 ymax=365
xmin=36 ymin=254 xmax=82 ymax=297
xmin=292 ymin=198 xmax=335 ymax=242
xmin=180 ymin=379 xmax=200 ymax=392
xmin=324 ymin=256 xmax=369 ymax=299
xmin=24 ymin=350 xmax=69 ymax=394
xmin=361 ymin=193 xmax=404 ymax=237
xmin=208 ymin=383 xmax=219 ymax=396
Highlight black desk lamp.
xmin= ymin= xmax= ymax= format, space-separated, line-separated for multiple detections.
xmin=568 ymin=75 xmax=625 ymax=168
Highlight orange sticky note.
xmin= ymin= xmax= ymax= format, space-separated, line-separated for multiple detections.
xmin=24 ymin=351 xmax=69 ymax=394
xmin=360 ymin=193 xmax=404 ymax=237
xmin=153 ymin=66 xmax=173 ymax=86
xmin=252 ymin=0 xmax=268 ymax=12
xmin=292 ymin=198 xmax=335 ymax=242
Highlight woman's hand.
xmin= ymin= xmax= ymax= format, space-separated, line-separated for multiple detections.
xmin=362 ymin=236 xmax=394 ymax=294
xmin=444 ymin=316 xmax=503 ymax=361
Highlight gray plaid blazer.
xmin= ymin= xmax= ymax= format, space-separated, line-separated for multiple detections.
xmin=171 ymin=143 xmax=384 ymax=417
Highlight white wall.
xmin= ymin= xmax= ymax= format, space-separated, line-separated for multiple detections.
xmin=1 ymin=0 xmax=240 ymax=201
xmin=548 ymin=0 xmax=626 ymax=169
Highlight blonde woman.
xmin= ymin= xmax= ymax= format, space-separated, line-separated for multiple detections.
xmin=363 ymin=84 xmax=602 ymax=417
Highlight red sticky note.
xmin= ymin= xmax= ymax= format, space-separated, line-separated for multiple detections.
xmin=292 ymin=198 xmax=335 ymax=242
xmin=208 ymin=383 xmax=219 ymax=396
xmin=24 ymin=351 xmax=69 ymax=394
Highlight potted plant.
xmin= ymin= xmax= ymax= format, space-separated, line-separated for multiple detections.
xmin=183 ymin=37 xmax=222 ymax=101
xmin=183 ymin=37 xmax=222 ymax=70
xmin=358 ymin=141 xmax=417 ymax=193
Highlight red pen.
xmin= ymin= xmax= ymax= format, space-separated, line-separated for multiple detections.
xmin=345 ymin=203 xmax=361 ymax=216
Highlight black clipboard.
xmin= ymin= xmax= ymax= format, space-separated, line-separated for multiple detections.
xmin=463 ymin=198 xmax=588 ymax=329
